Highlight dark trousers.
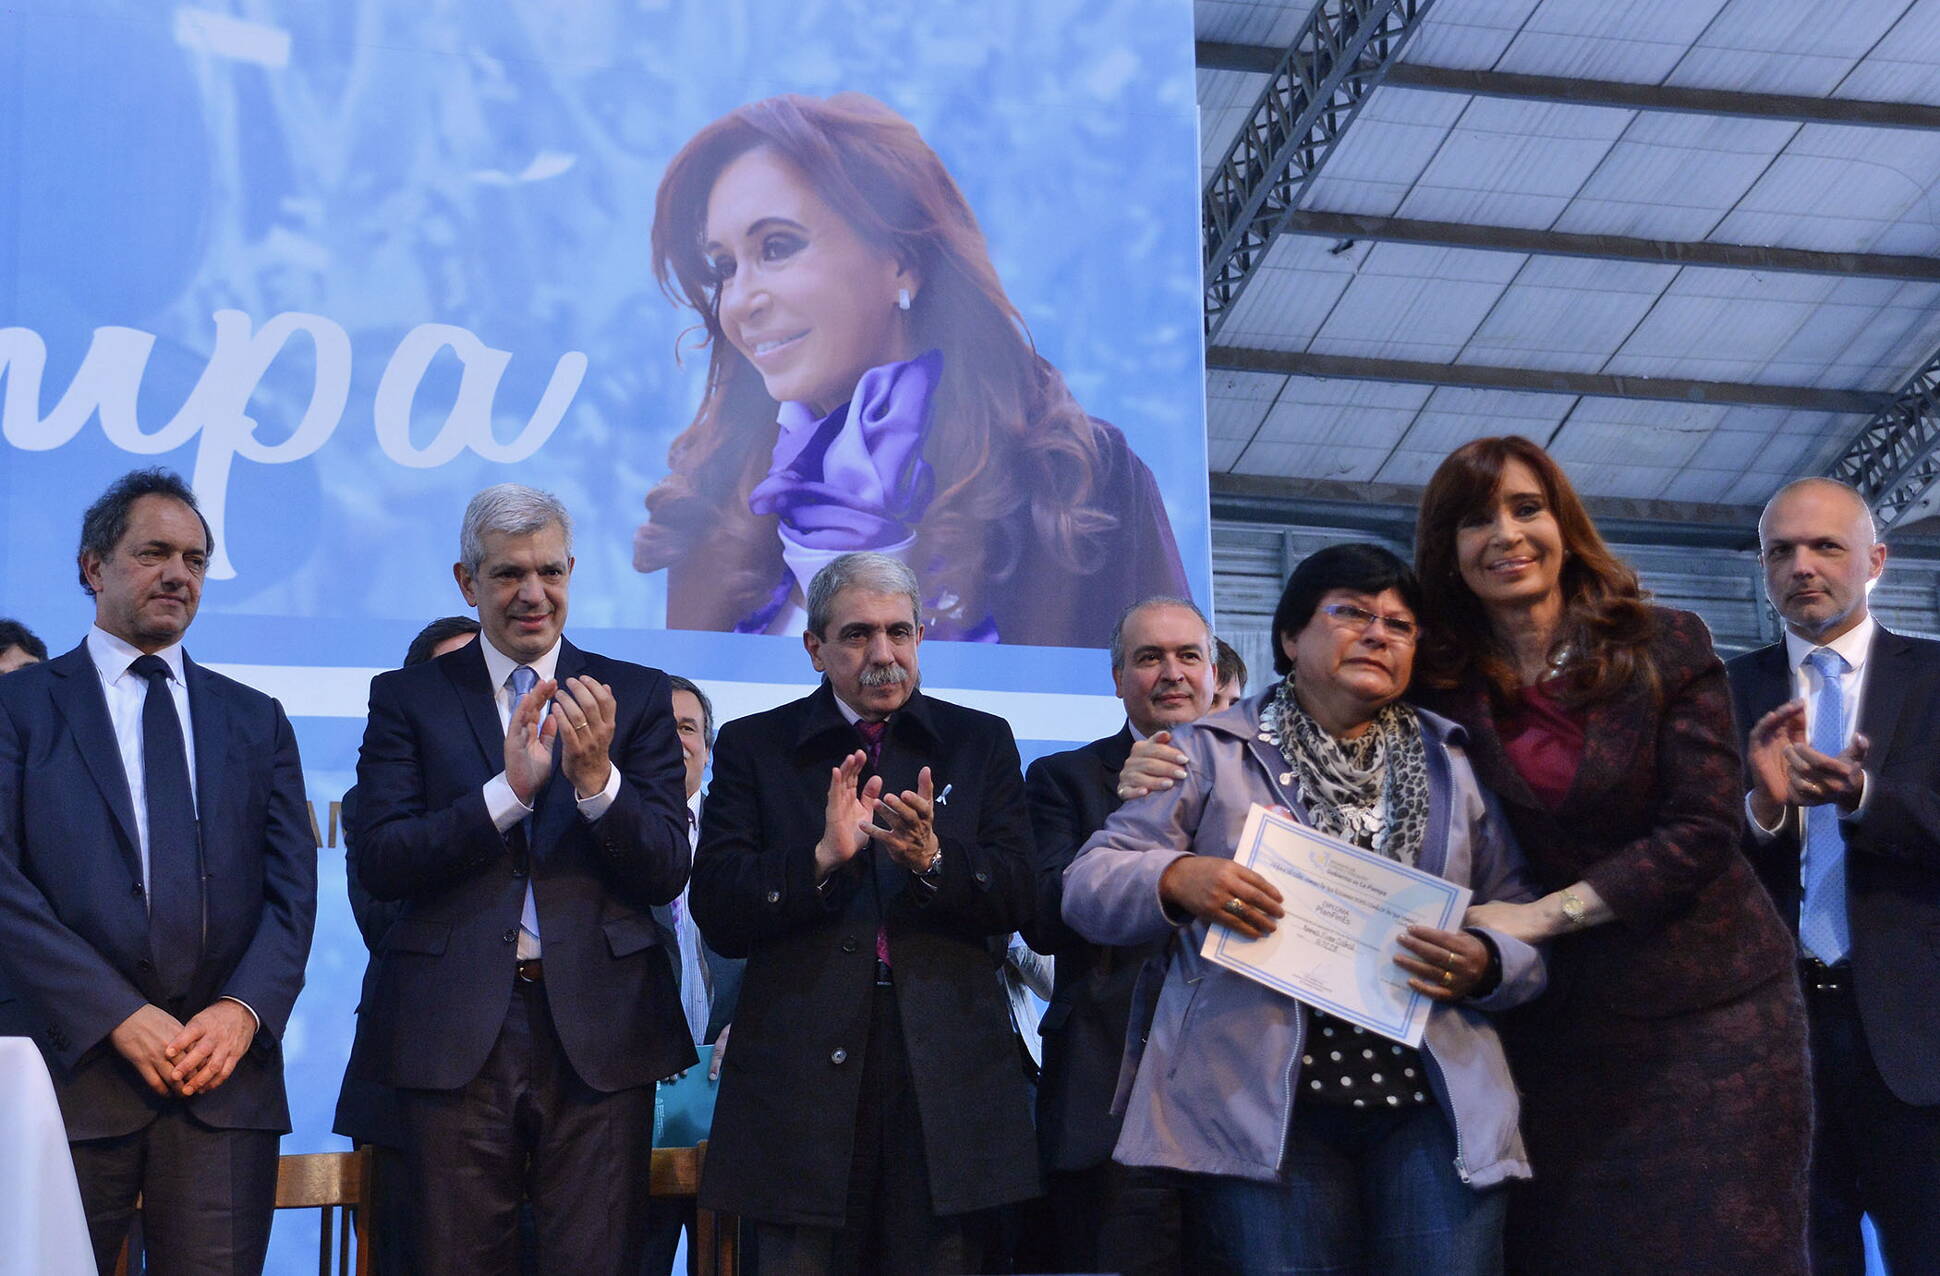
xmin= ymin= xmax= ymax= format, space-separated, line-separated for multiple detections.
xmin=1042 ymin=1160 xmax=1183 ymax=1276
xmin=368 ymin=1142 xmax=418 ymax=1276
xmin=755 ymin=987 xmax=984 ymax=1276
xmin=70 ymin=1108 xmax=279 ymax=1276
xmin=640 ymin=1196 xmax=696 ymax=1276
xmin=1804 ymin=983 xmax=1940 ymax=1275
xmin=397 ymin=977 xmax=656 ymax=1276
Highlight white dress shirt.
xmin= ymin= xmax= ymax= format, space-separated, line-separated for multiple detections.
xmin=1748 ymin=615 xmax=1875 ymax=839
xmin=476 ymin=635 xmax=621 ymax=958
xmin=671 ymin=792 xmax=711 ymax=1048
xmin=87 ymin=626 xmax=256 ymax=1025
xmin=86 ymin=625 xmax=197 ymax=899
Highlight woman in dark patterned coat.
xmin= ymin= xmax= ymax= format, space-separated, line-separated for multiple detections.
xmin=1410 ymin=436 xmax=1809 ymax=1274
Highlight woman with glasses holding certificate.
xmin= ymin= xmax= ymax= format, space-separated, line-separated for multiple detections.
xmin=1410 ymin=436 xmax=1809 ymax=1275
xmin=1062 ymin=543 xmax=1546 ymax=1276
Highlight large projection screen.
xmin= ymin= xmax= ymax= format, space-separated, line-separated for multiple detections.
xmin=1 ymin=1 xmax=1208 ymax=1266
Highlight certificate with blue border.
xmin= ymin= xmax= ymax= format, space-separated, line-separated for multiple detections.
xmin=1200 ymin=804 xmax=1471 ymax=1046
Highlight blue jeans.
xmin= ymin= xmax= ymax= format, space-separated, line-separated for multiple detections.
xmin=1180 ymin=1101 xmax=1506 ymax=1275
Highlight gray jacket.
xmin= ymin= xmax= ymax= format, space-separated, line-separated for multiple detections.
xmin=1061 ymin=694 xmax=1546 ymax=1189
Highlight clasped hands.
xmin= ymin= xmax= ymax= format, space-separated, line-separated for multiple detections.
xmin=1747 ymin=699 xmax=1867 ymax=827
xmin=110 ymin=999 xmax=256 ymax=1098
xmin=815 ymin=750 xmax=939 ymax=879
xmin=505 ymin=675 xmax=617 ymax=804
xmin=1157 ymin=848 xmax=1490 ymax=1001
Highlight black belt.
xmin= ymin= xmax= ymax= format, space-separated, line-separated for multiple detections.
xmin=515 ymin=958 xmax=545 ymax=984
xmin=1800 ymin=956 xmax=1851 ymax=994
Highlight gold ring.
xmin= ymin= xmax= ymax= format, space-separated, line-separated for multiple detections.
xmin=1441 ymin=968 xmax=1454 ymax=987
xmin=1224 ymin=898 xmax=1248 ymax=919
xmin=1442 ymin=949 xmax=1455 ymax=970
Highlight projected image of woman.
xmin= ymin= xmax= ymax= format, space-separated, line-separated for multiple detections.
xmin=634 ymin=92 xmax=1189 ymax=646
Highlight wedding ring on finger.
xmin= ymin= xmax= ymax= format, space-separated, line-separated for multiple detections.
xmin=1441 ymin=949 xmax=1455 ymax=970
xmin=1441 ymin=968 xmax=1454 ymax=987
xmin=1224 ymin=898 xmax=1249 ymax=919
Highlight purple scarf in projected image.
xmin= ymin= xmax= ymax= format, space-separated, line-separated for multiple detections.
xmin=737 ymin=349 xmax=998 ymax=638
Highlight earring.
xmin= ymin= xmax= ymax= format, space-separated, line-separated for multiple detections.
xmin=896 ymin=287 xmax=912 ymax=311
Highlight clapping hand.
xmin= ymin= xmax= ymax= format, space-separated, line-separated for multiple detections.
xmin=553 ymin=675 xmax=617 ymax=798
xmin=504 ymin=677 xmax=559 ymax=805
xmin=868 ymin=766 xmax=940 ymax=873
xmin=1785 ymin=733 xmax=1868 ymax=813
xmin=815 ymin=751 xmax=882 ymax=880
xmin=1748 ymin=700 xmax=1868 ymax=819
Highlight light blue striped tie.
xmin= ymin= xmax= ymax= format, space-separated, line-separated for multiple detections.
xmin=510 ymin=665 xmax=542 ymax=956
xmin=1800 ymin=647 xmax=1851 ymax=964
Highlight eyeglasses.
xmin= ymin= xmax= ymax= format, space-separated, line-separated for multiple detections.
xmin=1318 ymin=603 xmax=1418 ymax=643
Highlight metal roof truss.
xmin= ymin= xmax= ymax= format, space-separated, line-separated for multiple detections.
xmin=1830 ymin=349 xmax=1940 ymax=530
xmin=1202 ymin=0 xmax=1439 ymax=338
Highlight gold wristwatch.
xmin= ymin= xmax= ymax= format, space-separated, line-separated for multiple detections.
xmin=1559 ymin=888 xmax=1588 ymax=929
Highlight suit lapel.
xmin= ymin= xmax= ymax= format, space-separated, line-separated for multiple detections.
xmin=1442 ymin=684 xmax=1544 ymax=813
xmin=1558 ymin=679 xmax=1647 ymax=812
xmin=1858 ymin=627 xmax=1911 ymax=767
xmin=1096 ymin=727 xmax=1132 ymax=812
xmin=46 ymin=644 xmax=143 ymax=874
xmin=185 ymin=655 xmax=229 ymax=843
xmin=444 ymin=640 xmax=506 ymax=776
xmin=1747 ymin=641 xmax=1793 ymax=721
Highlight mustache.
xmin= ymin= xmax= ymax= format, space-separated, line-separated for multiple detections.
xmin=858 ymin=664 xmax=910 ymax=688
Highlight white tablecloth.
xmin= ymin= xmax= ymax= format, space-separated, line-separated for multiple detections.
xmin=0 ymin=1036 xmax=96 ymax=1275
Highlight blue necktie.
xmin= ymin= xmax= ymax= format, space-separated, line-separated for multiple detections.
xmin=132 ymin=654 xmax=201 ymax=996
xmin=1801 ymin=647 xmax=1852 ymax=964
xmin=510 ymin=665 xmax=542 ymax=957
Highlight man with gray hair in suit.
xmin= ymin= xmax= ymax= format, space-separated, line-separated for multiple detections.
xmin=351 ymin=483 xmax=692 ymax=1276
xmin=690 ymin=551 xmax=1040 ymax=1273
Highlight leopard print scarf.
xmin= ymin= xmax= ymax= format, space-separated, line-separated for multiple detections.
xmin=1265 ymin=675 xmax=1429 ymax=867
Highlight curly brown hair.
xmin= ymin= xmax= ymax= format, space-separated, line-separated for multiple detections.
xmin=1413 ymin=436 xmax=1657 ymax=705
xmin=634 ymin=92 xmax=1117 ymax=632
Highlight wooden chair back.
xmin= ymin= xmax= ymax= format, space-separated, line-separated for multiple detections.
xmin=112 ymin=1147 xmax=373 ymax=1276
xmin=115 ymin=1141 xmax=732 ymax=1275
xmin=652 ymin=1140 xmax=739 ymax=1276
xmin=276 ymin=1148 xmax=372 ymax=1276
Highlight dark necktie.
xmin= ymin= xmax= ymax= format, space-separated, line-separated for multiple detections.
xmin=509 ymin=666 xmax=542 ymax=956
xmin=854 ymin=719 xmax=892 ymax=969
xmin=132 ymin=654 xmax=201 ymax=996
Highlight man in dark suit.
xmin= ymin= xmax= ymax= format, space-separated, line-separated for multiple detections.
xmin=691 ymin=551 xmax=1039 ymax=1274
xmin=0 ymin=616 xmax=48 ymax=673
xmin=1022 ymin=596 xmax=1213 ymax=1275
xmin=333 ymin=614 xmax=478 ymax=1276
xmin=1727 ymin=476 xmax=1940 ymax=1273
xmin=641 ymin=673 xmax=744 ymax=1276
xmin=350 ymin=484 xmax=693 ymax=1276
xmin=0 ymin=467 xmax=316 ymax=1274
xmin=1210 ymin=636 xmax=1247 ymax=712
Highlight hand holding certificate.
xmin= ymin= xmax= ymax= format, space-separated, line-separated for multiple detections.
xmin=1199 ymin=804 xmax=1472 ymax=1046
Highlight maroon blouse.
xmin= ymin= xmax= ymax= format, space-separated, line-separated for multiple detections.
xmin=1498 ymin=680 xmax=1586 ymax=811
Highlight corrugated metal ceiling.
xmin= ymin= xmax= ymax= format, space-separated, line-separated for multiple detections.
xmin=1197 ymin=0 xmax=1940 ymax=507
